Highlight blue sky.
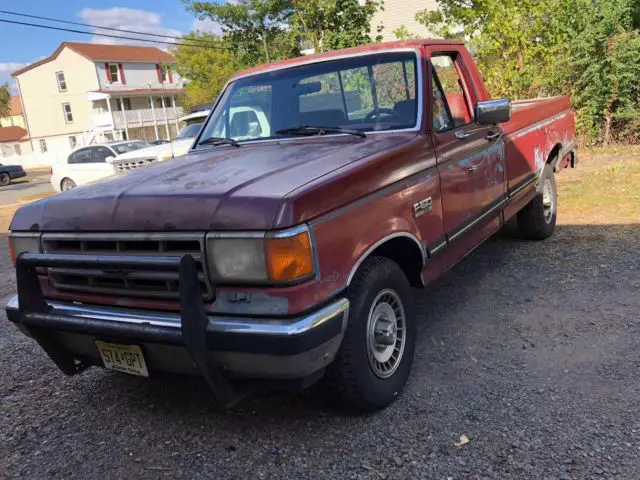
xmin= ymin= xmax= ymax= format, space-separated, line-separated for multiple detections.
xmin=0 ymin=1 xmax=220 ymax=91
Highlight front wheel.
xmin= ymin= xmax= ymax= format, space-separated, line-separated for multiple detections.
xmin=517 ymin=165 xmax=557 ymax=240
xmin=60 ymin=178 xmax=77 ymax=191
xmin=0 ymin=173 xmax=11 ymax=186
xmin=324 ymin=256 xmax=416 ymax=411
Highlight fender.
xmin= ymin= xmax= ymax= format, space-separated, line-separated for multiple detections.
xmin=346 ymin=228 xmax=426 ymax=286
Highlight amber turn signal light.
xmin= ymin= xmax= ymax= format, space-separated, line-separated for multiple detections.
xmin=265 ymin=230 xmax=314 ymax=282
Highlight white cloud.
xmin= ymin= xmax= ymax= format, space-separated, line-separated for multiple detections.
xmin=0 ymin=62 xmax=27 ymax=77
xmin=78 ymin=8 xmax=184 ymax=46
xmin=191 ymin=18 xmax=223 ymax=36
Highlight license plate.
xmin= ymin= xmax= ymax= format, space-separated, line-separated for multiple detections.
xmin=95 ymin=341 xmax=149 ymax=377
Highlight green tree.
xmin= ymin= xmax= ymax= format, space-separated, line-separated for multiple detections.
xmin=183 ymin=0 xmax=296 ymax=66
xmin=417 ymin=0 xmax=557 ymax=99
xmin=417 ymin=0 xmax=640 ymax=144
xmin=393 ymin=25 xmax=420 ymax=41
xmin=0 ymin=83 xmax=10 ymax=119
xmin=173 ymin=33 xmax=237 ymax=109
xmin=562 ymin=0 xmax=640 ymax=143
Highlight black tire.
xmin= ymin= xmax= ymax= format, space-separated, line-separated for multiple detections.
xmin=324 ymin=256 xmax=415 ymax=411
xmin=0 ymin=173 xmax=11 ymax=186
xmin=517 ymin=165 xmax=557 ymax=240
xmin=60 ymin=178 xmax=76 ymax=191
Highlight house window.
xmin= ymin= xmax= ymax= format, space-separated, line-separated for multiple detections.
xmin=56 ymin=71 xmax=67 ymax=91
xmin=69 ymin=136 xmax=77 ymax=149
xmin=160 ymin=65 xmax=168 ymax=82
xmin=39 ymin=139 xmax=48 ymax=153
xmin=15 ymin=144 xmax=22 ymax=156
xmin=62 ymin=103 xmax=73 ymax=123
xmin=109 ymin=64 xmax=120 ymax=83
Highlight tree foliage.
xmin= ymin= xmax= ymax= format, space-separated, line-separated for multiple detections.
xmin=417 ymin=0 xmax=640 ymax=144
xmin=179 ymin=0 xmax=384 ymax=106
xmin=0 ymin=84 xmax=10 ymax=119
xmin=173 ymin=33 xmax=237 ymax=110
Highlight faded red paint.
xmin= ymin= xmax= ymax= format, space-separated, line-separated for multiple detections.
xmin=12 ymin=41 xmax=575 ymax=316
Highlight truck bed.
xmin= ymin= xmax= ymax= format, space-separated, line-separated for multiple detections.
xmin=501 ymin=96 xmax=575 ymax=193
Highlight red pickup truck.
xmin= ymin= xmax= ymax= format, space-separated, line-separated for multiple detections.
xmin=7 ymin=40 xmax=576 ymax=411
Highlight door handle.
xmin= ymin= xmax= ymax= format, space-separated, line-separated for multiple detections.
xmin=486 ymin=131 xmax=502 ymax=142
xmin=455 ymin=130 xmax=471 ymax=140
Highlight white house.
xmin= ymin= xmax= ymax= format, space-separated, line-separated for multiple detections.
xmin=11 ymin=42 xmax=185 ymax=166
xmin=370 ymin=0 xmax=438 ymax=41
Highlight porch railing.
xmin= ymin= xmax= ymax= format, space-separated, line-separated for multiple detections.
xmin=110 ymin=107 xmax=185 ymax=129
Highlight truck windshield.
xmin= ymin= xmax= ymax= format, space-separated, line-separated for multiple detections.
xmin=197 ymin=51 xmax=419 ymax=145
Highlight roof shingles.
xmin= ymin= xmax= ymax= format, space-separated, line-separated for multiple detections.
xmin=0 ymin=126 xmax=28 ymax=143
xmin=12 ymin=42 xmax=176 ymax=77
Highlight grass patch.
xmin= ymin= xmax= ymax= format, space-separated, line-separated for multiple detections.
xmin=557 ymin=149 xmax=640 ymax=225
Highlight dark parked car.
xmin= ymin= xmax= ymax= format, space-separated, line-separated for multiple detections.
xmin=0 ymin=163 xmax=26 ymax=186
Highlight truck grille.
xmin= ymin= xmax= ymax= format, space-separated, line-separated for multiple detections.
xmin=113 ymin=158 xmax=157 ymax=175
xmin=41 ymin=233 xmax=211 ymax=300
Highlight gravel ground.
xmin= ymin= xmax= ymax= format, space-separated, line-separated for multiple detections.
xmin=1 ymin=182 xmax=639 ymax=478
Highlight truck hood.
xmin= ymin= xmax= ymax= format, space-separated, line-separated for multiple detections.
xmin=12 ymin=134 xmax=413 ymax=232
xmin=115 ymin=138 xmax=195 ymax=161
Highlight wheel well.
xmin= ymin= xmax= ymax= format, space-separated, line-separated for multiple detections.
xmin=365 ymin=236 xmax=424 ymax=288
xmin=547 ymin=143 xmax=562 ymax=166
xmin=60 ymin=177 xmax=72 ymax=189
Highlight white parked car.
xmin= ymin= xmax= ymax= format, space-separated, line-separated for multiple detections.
xmin=111 ymin=106 xmax=271 ymax=174
xmin=111 ymin=110 xmax=210 ymax=174
xmin=50 ymin=141 xmax=151 ymax=192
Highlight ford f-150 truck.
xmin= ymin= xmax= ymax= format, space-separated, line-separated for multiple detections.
xmin=6 ymin=40 xmax=576 ymax=411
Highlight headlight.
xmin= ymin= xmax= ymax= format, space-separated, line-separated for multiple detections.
xmin=8 ymin=233 xmax=42 ymax=266
xmin=206 ymin=226 xmax=314 ymax=284
xmin=208 ymin=236 xmax=267 ymax=282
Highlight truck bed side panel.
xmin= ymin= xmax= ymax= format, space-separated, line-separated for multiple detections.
xmin=502 ymin=97 xmax=575 ymax=193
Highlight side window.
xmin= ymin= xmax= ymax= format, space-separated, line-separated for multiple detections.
xmin=69 ymin=149 xmax=91 ymax=164
xmin=431 ymin=55 xmax=473 ymax=129
xmin=92 ymin=147 xmax=113 ymax=163
xmin=432 ymin=70 xmax=453 ymax=133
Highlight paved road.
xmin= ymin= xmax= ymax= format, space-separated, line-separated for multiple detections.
xmin=0 ymin=171 xmax=54 ymax=207
xmin=1 ymin=221 xmax=638 ymax=479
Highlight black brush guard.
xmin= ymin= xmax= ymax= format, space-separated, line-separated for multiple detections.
xmin=14 ymin=252 xmax=240 ymax=407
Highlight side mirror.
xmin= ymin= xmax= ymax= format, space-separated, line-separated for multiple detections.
xmin=105 ymin=156 xmax=115 ymax=164
xmin=476 ymin=99 xmax=512 ymax=125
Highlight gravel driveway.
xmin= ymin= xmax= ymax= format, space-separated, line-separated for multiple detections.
xmin=1 ymin=174 xmax=639 ymax=478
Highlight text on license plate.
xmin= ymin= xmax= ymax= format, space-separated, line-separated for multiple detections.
xmin=95 ymin=341 xmax=149 ymax=377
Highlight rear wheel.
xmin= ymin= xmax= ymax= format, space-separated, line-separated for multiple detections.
xmin=518 ymin=165 xmax=557 ymax=240
xmin=324 ymin=256 xmax=415 ymax=411
xmin=0 ymin=173 xmax=11 ymax=186
xmin=60 ymin=178 xmax=76 ymax=191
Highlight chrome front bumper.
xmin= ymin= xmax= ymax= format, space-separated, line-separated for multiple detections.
xmin=6 ymin=295 xmax=349 ymax=379
xmin=7 ymin=252 xmax=349 ymax=406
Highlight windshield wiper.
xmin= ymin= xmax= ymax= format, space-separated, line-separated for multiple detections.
xmin=276 ymin=126 xmax=366 ymax=138
xmin=198 ymin=137 xmax=241 ymax=147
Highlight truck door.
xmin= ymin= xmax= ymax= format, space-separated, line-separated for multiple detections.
xmin=429 ymin=53 xmax=506 ymax=242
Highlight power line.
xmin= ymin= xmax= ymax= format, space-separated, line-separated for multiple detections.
xmin=0 ymin=18 xmax=230 ymax=50
xmin=0 ymin=9 xmax=217 ymax=46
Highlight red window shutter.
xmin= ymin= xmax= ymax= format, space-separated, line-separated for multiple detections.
xmin=104 ymin=63 xmax=110 ymax=83
xmin=156 ymin=64 xmax=162 ymax=83
xmin=118 ymin=64 xmax=126 ymax=85
xmin=168 ymin=66 xmax=173 ymax=84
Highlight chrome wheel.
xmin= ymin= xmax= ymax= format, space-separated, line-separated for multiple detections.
xmin=61 ymin=178 xmax=76 ymax=191
xmin=366 ymin=289 xmax=406 ymax=379
xmin=542 ymin=177 xmax=555 ymax=224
